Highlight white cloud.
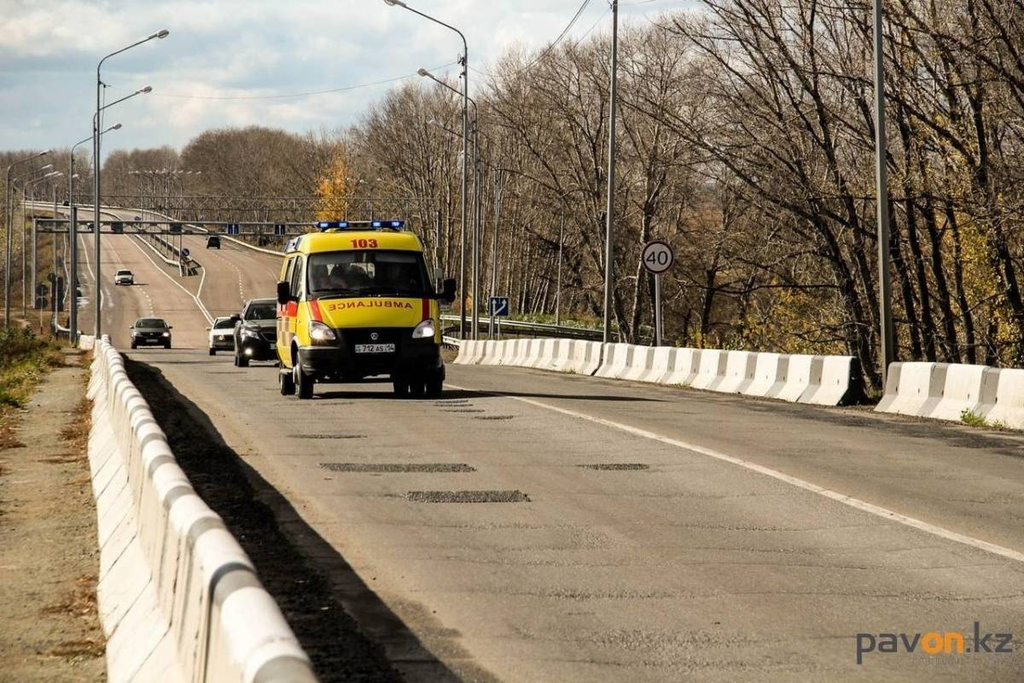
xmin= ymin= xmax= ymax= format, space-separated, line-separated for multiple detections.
xmin=0 ymin=0 xmax=696 ymax=151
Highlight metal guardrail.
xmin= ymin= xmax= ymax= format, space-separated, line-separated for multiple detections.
xmin=439 ymin=314 xmax=607 ymax=341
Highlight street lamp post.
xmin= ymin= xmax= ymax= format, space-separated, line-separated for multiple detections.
xmin=94 ymin=30 xmax=167 ymax=339
xmin=872 ymin=0 xmax=894 ymax=385
xmin=4 ymin=150 xmax=50 ymax=327
xmin=22 ymin=171 xmax=61 ymax=318
xmin=386 ymin=1 xmax=469 ymax=338
xmin=20 ymin=164 xmax=54 ymax=315
xmin=418 ymin=68 xmax=482 ymax=339
xmin=69 ymin=124 xmax=120 ymax=344
xmin=603 ymin=0 xmax=620 ymax=344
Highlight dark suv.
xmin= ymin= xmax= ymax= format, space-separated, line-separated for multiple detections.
xmin=130 ymin=317 xmax=172 ymax=349
xmin=233 ymin=298 xmax=277 ymax=367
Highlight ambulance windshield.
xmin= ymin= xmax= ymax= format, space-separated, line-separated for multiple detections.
xmin=307 ymin=250 xmax=431 ymax=298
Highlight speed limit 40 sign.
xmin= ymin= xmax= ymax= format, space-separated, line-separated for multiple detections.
xmin=642 ymin=240 xmax=674 ymax=274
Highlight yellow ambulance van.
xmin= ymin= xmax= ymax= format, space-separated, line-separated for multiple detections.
xmin=276 ymin=220 xmax=456 ymax=399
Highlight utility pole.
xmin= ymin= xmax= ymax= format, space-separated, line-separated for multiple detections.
xmin=69 ymin=206 xmax=78 ymax=343
xmin=471 ymin=127 xmax=481 ymax=339
xmin=555 ymin=213 xmax=565 ymax=327
xmin=490 ymin=171 xmax=504 ymax=338
xmin=602 ymin=0 xmax=620 ymax=344
xmin=873 ymin=0 xmax=894 ymax=385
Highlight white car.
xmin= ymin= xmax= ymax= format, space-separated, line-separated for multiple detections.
xmin=208 ymin=316 xmax=238 ymax=355
xmin=114 ymin=269 xmax=134 ymax=286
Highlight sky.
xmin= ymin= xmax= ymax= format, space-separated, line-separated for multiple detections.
xmin=0 ymin=0 xmax=696 ymax=157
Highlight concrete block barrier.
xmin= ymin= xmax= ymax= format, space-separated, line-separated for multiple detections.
xmin=88 ymin=337 xmax=316 ymax=683
xmin=594 ymin=343 xmax=635 ymax=379
xmin=661 ymin=348 xmax=700 ymax=386
xmin=875 ymin=362 xmax=940 ymax=416
xmin=876 ymin=361 xmax=1024 ymax=429
xmin=691 ymin=350 xmax=727 ymax=390
xmin=461 ymin=338 xmax=858 ymax=406
xmin=718 ymin=351 xmax=756 ymax=394
xmin=622 ymin=346 xmax=656 ymax=382
xmin=980 ymin=368 xmax=1024 ymax=428
xmin=638 ymin=346 xmax=674 ymax=384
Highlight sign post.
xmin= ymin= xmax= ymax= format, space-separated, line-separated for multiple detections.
xmin=641 ymin=240 xmax=674 ymax=347
xmin=489 ymin=296 xmax=510 ymax=341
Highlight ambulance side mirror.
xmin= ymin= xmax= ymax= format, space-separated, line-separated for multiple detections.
xmin=439 ymin=278 xmax=457 ymax=304
xmin=276 ymin=281 xmax=292 ymax=306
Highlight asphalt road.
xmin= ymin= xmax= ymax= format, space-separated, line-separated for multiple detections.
xmin=73 ymin=222 xmax=1024 ymax=682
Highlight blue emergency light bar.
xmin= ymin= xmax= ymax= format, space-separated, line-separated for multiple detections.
xmin=316 ymin=221 xmax=350 ymax=230
xmin=314 ymin=220 xmax=405 ymax=231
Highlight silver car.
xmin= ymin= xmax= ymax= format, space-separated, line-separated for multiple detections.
xmin=208 ymin=316 xmax=238 ymax=355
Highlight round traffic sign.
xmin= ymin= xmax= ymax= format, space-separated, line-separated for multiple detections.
xmin=642 ymin=240 xmax=674 ymax=275
xmin=181 ymin=247 xmax=191 ymax=259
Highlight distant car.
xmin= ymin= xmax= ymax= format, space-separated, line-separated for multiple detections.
xmin=233 ymin=298 xmax=277 ymax=367
xmin=133 ymin=215 xmax=142 ymax=221
xmin=208 ymin=315 xmax=238 ymax=355
xmin=130 ymin=317 xmax=172 ymax=349
xmin=206 ymin=235 xmax=221 ymax=249
xmin=114 ymin=269 xmax=134 ymax=285
xmin=62 ymin=200 xmax=69 ymax=206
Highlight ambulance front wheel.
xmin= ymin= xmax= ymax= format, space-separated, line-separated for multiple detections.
xmin=425 ymin=371 xmax=443 ymax=398
xmin=295 ymin=364 xmax=314 ymax=399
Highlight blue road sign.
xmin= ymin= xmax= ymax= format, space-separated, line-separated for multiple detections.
xmin=227 ymin=223 xmax=240 ymax=235
xmin=489 ymin=296 xmax=510 ymax=317
xmin=181 ymin=247 xmax=191 ymax=259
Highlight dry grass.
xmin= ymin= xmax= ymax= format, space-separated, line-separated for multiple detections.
xmin=0 ymin=327 xmax=65 ymax=451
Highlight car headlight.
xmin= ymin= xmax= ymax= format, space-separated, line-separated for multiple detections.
xmin=309 ymin=320 xmax=336 ymax=344
xmin=412 ymin=319 xmax=436 ymax=339
xmin=240 ymin=326 xmax=259 ymax=339
xmin=162 ymin=332 xmax=170 ymax=338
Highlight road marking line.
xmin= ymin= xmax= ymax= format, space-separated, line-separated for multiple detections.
xmin=125 ymin=235 xmax=213 ymax=324
xmin=446 ymin=383 xmax=1024 ymax=565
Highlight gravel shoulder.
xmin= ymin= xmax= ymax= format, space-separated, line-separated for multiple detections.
xmin=0 ymin=348 xmax=105 ymax=681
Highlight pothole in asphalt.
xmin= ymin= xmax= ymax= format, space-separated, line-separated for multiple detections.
xmin=320 ymin=463 xmax=476 ymax=473
xmin=579 ymin=463 xmax=650 ymax=471
xmin=290 ymin=434 xmax=367 ymax=440
xmin=407 ymin=490 xmax=530 ymax=503
xmin=474 ymin=415 xmax=514 ymax=421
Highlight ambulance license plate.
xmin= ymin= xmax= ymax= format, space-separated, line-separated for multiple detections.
xmin=355 ymin=343 xmax=395 ymax=354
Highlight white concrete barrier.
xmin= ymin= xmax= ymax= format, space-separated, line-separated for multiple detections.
xmin=717 ymin=351 xmax=756 ymax=394
xmin=691 ymin=349 xmax=727 ymax=390
xmin=594 ymin=343 xmax=635 ymax=379
xmin=479 ymin=340 xmax=502 ymax=366
xmin=980 ymin=368 xmax=1024 ymax=428
xmin=875 ymin=362 xmax=940 ymax=416
xmin=461 ymin=339 xmax=858 ymax=406
xmin=622 ymin=346 xmax=656 ymax=382
xmin=774 ymin=355 xmax=818 ymax=403
xmin=661 ymin=348 xmax=700 ymax=386
xmin=875 ymin=361 xmax=1024 ymax=428
xmin=638 ymin=346 xmax=674 ymax=384
xmin=88 ymin=338 xmax=316 ymax=683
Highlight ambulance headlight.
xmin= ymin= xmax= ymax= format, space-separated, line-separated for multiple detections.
xmin=309 ymin=320 xmax=337 ymax=344
xmin=412 ymin=319 xmax=436 ymax=339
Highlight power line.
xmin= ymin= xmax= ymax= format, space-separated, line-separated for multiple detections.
xmin=520 ymin=0 xmax=594 ymax=72
xmin=152 ymin=62 xmax=458 ymax=101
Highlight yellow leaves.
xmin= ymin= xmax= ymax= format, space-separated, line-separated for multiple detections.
xmin=315 ymin=150 xmax=350 ymax=221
